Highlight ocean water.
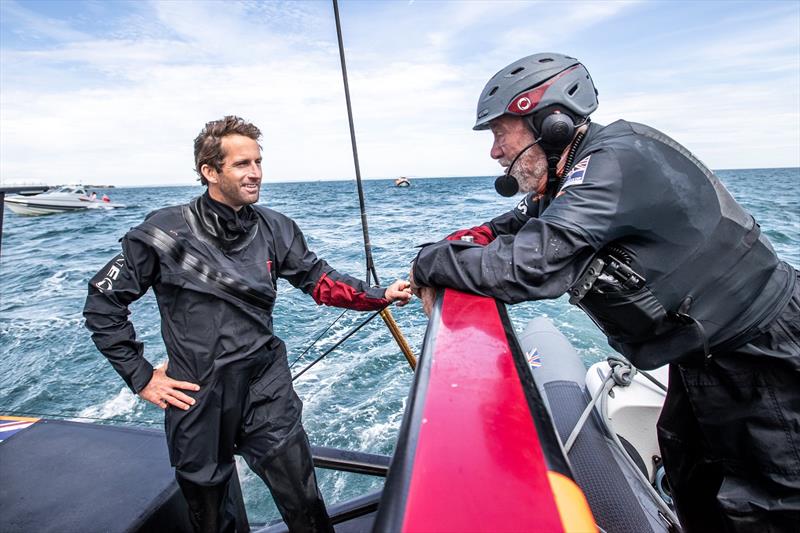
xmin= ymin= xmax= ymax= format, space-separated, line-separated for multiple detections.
xmin=1 ymin=169 xmax=798 ymax=523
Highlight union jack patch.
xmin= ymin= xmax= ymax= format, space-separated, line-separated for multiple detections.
xmin=559 ymin=155 xmax=591 ymax=193
xmin=526 ymin=347 xmax=542 ymax=368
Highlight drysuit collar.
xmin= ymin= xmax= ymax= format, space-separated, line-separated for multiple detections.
xmin=201 ymin=192 xmax=256 ymax=236
xmin=183 ymin=192 xmax=259 ymax=253
xmin=537 ymin=125 xmax=590 ymax=216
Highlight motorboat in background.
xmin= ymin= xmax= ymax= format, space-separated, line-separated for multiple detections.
xmin=3 ymin=185 xmax=125 ymax=215
xmin=394 ymin=177 xmax=411 ymax=187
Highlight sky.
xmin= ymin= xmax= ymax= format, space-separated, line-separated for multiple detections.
xmin=1 ymin=0 xmax=798 ymax=187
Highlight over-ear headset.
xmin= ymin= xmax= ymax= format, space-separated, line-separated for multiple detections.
xmin=494 ymin=107 xmax=585 ymax=197
xmin=539 ymin=112 xmax=575 ymax=149
xmin=525 ymin=106 xmax=576 ymax=151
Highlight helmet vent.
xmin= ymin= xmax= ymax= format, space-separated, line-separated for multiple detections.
xmin=568 ymin=83 xmax=579 ymax=96
xmin=489 ymin=86 xmax=499 ymax=96
xmin=510 ymin=67 xmax=525 ymax=75
xmin=538 ymin=58 xmax=554 ymax=63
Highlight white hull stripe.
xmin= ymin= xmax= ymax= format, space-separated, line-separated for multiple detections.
xmin=0 ymin=420 xmax=37 ymax=441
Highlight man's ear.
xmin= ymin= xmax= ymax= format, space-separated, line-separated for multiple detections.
xmin=201 ymin=164 xmax=218 ymax=185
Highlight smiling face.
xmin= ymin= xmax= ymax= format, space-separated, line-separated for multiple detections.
xmin=202 ymin=134 xmax=262 ymax=210
xmin=489 ymin=115 xmax=548 ymax=194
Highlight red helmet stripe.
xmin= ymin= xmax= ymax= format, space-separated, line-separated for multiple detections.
xmin=506 ymin=65 xmax=579 ymax=115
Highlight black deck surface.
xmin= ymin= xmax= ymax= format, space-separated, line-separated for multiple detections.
xmin=0 ymin=419 xmax=192 ymax=533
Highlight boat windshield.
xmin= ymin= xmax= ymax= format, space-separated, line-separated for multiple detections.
xmin=54 ymin=186 xmax=87 ymax=196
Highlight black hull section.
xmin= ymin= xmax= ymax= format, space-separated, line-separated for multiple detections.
xmin=0 ymin=419 xmax=193 ymax=532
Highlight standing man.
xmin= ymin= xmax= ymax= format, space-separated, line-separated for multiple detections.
xmin=411 ymin=53 xmax=799 ymax=532
xmin=84 ymin=115 xmax=411 ymax=532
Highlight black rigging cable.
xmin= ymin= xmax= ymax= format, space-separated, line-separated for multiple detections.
xmin=331 ymin=0 xmax=416 ymax=370
xmin=288 ymin=309 xmax=348 ymax=370
xmin=332 ymin=0 xmax=380 ymax=287
xmin=288 ymin=1 xmax=419 ymax=381
xmin=292 ymin=309 xmax=383 ymax=381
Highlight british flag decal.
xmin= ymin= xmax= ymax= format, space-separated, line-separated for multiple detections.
xmin=559 ymin=155 xmax=591 ymax=193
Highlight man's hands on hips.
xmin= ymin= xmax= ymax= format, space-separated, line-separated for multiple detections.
xmin=385 ymin=279 xmax=413 ymax=306
xmin=139 ymin=362 xmax=200 ymax=410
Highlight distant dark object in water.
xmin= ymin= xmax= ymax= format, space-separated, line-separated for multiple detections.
xmin=395 ymin=177 xmax=411 ymax=187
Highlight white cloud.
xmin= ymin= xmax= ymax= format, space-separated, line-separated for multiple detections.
xmin=1 ymin=0 xmax=798 ymax=187
xmin=596 ymin=81 xmax=800 ymax=169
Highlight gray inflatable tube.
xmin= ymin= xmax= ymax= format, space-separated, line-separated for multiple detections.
xmin=519 ymin=317 xmax=673 ymax=533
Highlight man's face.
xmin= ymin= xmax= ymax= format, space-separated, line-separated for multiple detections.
xmin=204 ymin=134 xmax=262 ymax=210
xmin=489 ymin=115 xmax=547 ymax=194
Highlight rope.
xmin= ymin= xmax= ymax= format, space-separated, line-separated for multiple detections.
xmin=607 ymin=355 xmax=637 ymax=386
xmin=562 ymin=356 xmax=681 ymax=530
xmin=564 ymin=355 xmax=642 ymax=453
xmin=599 ymin=367 xmax=682 ymax=529
xmin=564 ymin=371 xmax=615 ymax=453
xmin=608 ymin=354 xmax=667 ymax=392
xmin=639 ymin=367 xmax=668 ymax=392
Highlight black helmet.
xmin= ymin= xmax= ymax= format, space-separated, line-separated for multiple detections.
xmin=473 ymin=52 xmax=598 ymax=131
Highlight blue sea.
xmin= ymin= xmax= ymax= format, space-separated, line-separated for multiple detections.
xmin=1 ymin=170 xmax=798 ymax=523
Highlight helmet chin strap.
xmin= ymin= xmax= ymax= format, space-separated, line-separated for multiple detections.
xmin=537 ymin=124 xmax=588 ymax=215
xmin=522 ymin=113 xmax=571 ymax=210
xmin=538 ymin=153 xmax=561 ymax=216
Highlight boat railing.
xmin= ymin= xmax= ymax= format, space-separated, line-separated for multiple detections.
xmin=372 ymin=287 xmax=597 ymax=532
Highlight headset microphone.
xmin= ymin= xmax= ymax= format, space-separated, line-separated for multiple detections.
xmin=494 ymin=174 xmax=519 ymax=197
xmin=493 ymin=140 xmax=539 ymax=197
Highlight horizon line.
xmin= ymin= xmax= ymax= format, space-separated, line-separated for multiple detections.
xmin=2 ymin=166 xmax=798 ymax=189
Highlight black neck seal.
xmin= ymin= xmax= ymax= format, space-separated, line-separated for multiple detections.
xmin=184 ymin=195 xmax=259 ymax=253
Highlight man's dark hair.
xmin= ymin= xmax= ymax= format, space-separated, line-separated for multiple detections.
xmin=194 ymin=116 xmax=262 ymax=185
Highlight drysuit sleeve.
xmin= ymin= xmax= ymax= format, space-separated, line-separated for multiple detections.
xmin=413 ymin=151 xmax=624 ymax=303
xmin=444 ymin=193 xmax=540 ymax=245
xmin=275 ymin=218 xmax=388 ymax=311
xmin=487 ymin=192 xmax=541 ymax=237
xmin=83 ymin=236 xmax=159 ymax=393
xmin=413 ymin=220 xmax=595 ymax=303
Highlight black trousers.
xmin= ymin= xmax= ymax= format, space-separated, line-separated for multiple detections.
xmin=657 ymin=281 xmax=800 ymax=532
xmin=166 ymin=351 xmax=334 ymax=533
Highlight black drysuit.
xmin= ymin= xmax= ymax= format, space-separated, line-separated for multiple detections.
xmin=413 ymin=120 xmax=799 ymax=532
xmin=84 ymin=194 xmax=389 ymax=532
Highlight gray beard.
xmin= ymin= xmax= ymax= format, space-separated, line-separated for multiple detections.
xmin=515 ymin=154 xmax=548 ymax=193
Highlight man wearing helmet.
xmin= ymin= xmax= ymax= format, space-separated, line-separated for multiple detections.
xmin=411 ymin=53 xmax=799 ymax=531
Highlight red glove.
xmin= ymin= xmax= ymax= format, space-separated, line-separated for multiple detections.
xmin=445 ymin=225 xmax=494 ymax=246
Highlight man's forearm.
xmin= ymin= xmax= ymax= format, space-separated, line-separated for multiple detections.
xmin=413 ymin=241 xmax=502 ymax=300
xmin=311 ymin=270 xmax=388 ymax=311
xmin=414 ymin=219 xmax=593 ymax=305
xmin=84 ymin=238 xmax=159 ymax=392
xmin=84 ymin=291 xmax=153 ymax=393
